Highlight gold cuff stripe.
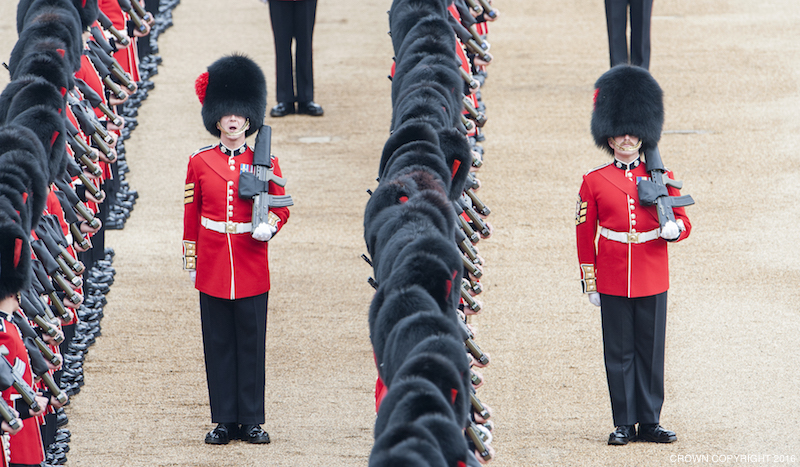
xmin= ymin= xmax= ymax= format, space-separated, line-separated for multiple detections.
xmin=580 ymin=264 xmax=597 ymax=293
xmin=184 ymin=189 xmax=194 ymax=197
xmin=183 ymin=239 xmax=197 ymax=270
xmin=185 ymin=183 xmax=195 ymax=190
xmin=184 ymin=196 xmax=194 ymax=204
xmin=267 ymin=211 xmax=280 ymax=228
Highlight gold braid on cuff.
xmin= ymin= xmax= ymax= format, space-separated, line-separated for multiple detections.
xmin=580 ymin=263 xmax=597 ymax=293
xmin=267 ymin=212 xmax=281 ymax=228
xmin=183 ymin=240 xmax=196 ymax=270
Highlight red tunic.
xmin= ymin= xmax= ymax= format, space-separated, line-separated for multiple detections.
xmin=183 ymin=144 xmax=290 ymax=300
xmin=0 ymin=312 xmax=44 ymax=466
xmin=98 ymin=0 xmax=141 ymax=82
xmin=576 ymin=159 xmax=691 ymax=298
xmin=75 ymin=52 xmax=108 ymax=120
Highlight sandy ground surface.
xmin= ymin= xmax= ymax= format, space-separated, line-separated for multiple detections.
xmin=2 ymin=0 xmax=800 ymax=465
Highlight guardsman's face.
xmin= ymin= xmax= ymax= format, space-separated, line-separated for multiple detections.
xmin=610 ymin=134 xmax=640 ymax=151
xmin=219 ymin=114 xmax=246 ymax=135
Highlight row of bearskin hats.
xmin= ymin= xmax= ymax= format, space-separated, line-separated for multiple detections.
xmin=0 ymin=0 xmax=99 ymax=298
xmin=364 ymin=0 xmax=498 ymax=465
xmin=1 ymin=0 xmax=164 ymax=464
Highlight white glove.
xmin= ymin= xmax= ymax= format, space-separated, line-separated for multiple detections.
xmin=190 ymin=270 xmax=196 ymax=284
xmin=251 ymin=223 xmax=278 ymax=242
xmin=588 ymin=292 xmax=601 ymax=307
xmin=660 ymin=220 xmax=680 ymax=241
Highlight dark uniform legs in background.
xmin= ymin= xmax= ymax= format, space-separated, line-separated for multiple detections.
xmin=200 ymin=292 xmax=268 ymax=426
xmin=268 ymin=0 xmax=317 ymax=105
xmin=600 ymin=291 xmax=667 ymax=427
xmin=604 ymin=0 xmax=653 ymax=69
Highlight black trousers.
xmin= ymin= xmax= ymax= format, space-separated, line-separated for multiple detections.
xmin=200 ymin=292 xmax=268 ymax=425
xmin=600 ymin=291 xmax=667 ymax=426
xmin=268 ymin=0 xmax=317 ymax=103
xmin=604 ymin=0 xmax=653 ymax=69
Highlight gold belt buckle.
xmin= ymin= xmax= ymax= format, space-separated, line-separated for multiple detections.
xmin=626 ymin=232 xmax=639 ymax=243
xmin=225 ymin=221 xmax=236 ymax=233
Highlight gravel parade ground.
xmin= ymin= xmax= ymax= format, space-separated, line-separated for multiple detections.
xmin=2 ymin=0 xmax=800 ymax=465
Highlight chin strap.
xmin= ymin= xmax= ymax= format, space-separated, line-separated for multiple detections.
xmin=217 ymin=119 xmax=250 ymax=138
xmin=609 ymin=137 xmax=642 ymax=153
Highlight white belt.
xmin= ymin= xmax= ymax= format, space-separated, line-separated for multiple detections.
xmin=201 ymin=216 xmax=252 ymax=234
xmin=599 ymin=226 xmax=660 ymax=244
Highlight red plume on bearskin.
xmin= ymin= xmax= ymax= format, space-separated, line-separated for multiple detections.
xmin=195 ymin=71 xmax=208 ymax=105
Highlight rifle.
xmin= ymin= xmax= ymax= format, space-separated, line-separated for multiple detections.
xmin=0 ymin=345 xmax=41 ymax=413
xmin=86 ymin=49 xmax=127 ymax=100
xmin=117 ymin=0 xmax=148 ymax=33
xmin=462 ymin=96 xmax=488 ymax=128
xmin=129 ymin=0 xmax=154 ymax=26
xmin=21 ymin=336 xmax=68 ymax=406
xmin=68 ymin=93 xmax=115 ymax=161
xmin=460 ymin=114 xmax=476 ymax=133
xmin=0 ymin=397 xmax=21 ymax=432
xmin=65 ymin=118 xmax=100 ymax=163
xmin=97 ymin=11 xmax=130 ymax=47
xmin=457 ymin=192 xmax=491 ymax=237
xmin=74 ymin=78 xmax=124 ymax=127
xmin=53 ymin=188 xmax=93 ymax=249
xmin=87 ymin=33 xmax=136 ymax=92
xmin=54 ymin=176 xmax=102 ymax=230
xmin=470 ymin=368 xmax=483 ymax=387
xmin=465 ymin=172 xmax=481 ymax=191
xmin=30 ymin=241 xmax=82 ymax=307
xmin=462 ymin=254 xmax=483 ymax=279
xmin=13 ymin=315 xmax=62 ymax=368
xmin=65 ymin=157 xmax=106 ymax=203
xmin=29 ymin=260 xmax=72 ymax=325
xmin=465 ymin=0 xmax=483 ymax=15
xmin=467 ymin=23 xmax=490 ymax=51
xmin=36 ymin=220 xmax=85 ymax=276
xmin=465 ymin=188 xmax=490 ymax=216
xmin=459 ymin=319 xmax=490 ymax=365
xmin=467 ymin=422 xmax=492 ymax=461
xmin=459 ymin=67 xmax=480 ymax=91
xmin=238 ymin=125 xmax=293 ymax=240
xmin=637 ymin=146 xmax=694 ymax=235
xmin=456 ymin=227 xmax=481 ymax=265
xmin=461 ymin=279 xmax=482 ymax=313
xmin=447 ymin=14 xmax=492 ymax=62
xmin=466 ymin=275 xmax=482 ymax=294
xmin=0 ymin=362 xmax=23 ymax=431
xmin=470 ymin=391 xmax=490 ymax=420
xmin=477 ymin=0 xmax=498 ymax=19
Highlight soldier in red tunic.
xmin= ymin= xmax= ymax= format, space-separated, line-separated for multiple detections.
xmin=0 ymin=216 xmax=48 ymax=466
xmin=184 ymin=54 xmax=290 ymax=445
xmin=576 ymin=65 xmax=691 ymax=446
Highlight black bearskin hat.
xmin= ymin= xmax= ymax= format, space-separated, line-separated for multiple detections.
xmin=71 ymin=0 xmax=99 ymax=30
xmin=591 ymin=65 xmax=664 ymax=155
xmin=195 ymin=54 xmax=266 ymax=138
xmin=0 ymin=203 xmax=31 ymax=299
xmin=12 ymin=5 xmax=83 ymax=73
